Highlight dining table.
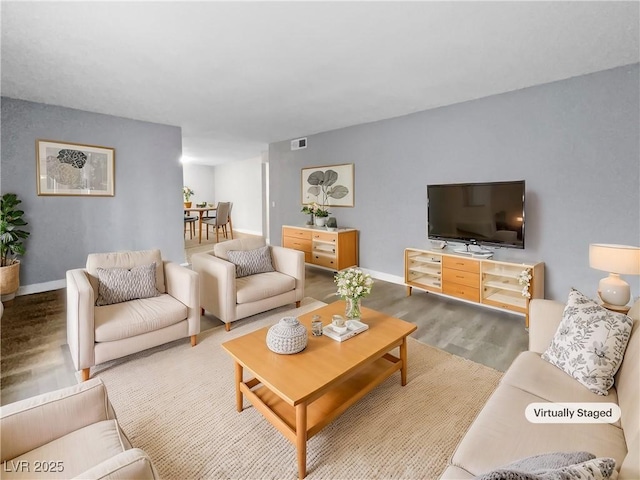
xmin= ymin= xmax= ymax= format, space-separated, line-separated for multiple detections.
xmin=184 ymin=206 xmax=217 ymax=244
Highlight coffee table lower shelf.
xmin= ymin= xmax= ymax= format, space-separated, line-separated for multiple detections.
xmin=244 ymin=353 xmax=400 ymax=439
xmin=237 ymin=353 xmax=402 ymax=478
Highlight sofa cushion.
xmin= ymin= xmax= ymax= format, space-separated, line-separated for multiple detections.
xmin=613 ymin=302 xmax=639 ymax=448
xmin=236 ymin=272 xmax=296 ymax=304
xmin=476 ymin=454 xmax=616 ymax=480
xmin=449 ymin=383 xmax=627 ymax=477
xmin=2 ymin=420 xmax=126 ymax=479
xmin=541 ymin=289 xmax=633 ymax=396
xmin=213 ymin=237 xmax=266 ymax=261
xmin=95 ymin=294 xmax=187 ymax=342
xmin=95 ymin=263 xmax=158 ymax=306
xmin=502 ymin=352 xmax=620 ymax=426
xmin=87 ymin=249 xmax=166 ymax=296
xmin=227 ymin=246 xmax=275 ymax=278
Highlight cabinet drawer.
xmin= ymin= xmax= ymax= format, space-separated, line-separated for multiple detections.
xmin=483 ymin=297 xmax=527 ymax=315
xmin=443 ymin=256 xmax=480 ymax=273
xmin=283 ymin=227 xmax=312 ymax=240
xmin=443 ymin=283 xmax=480 ymax=302
xmin=283 ymin=237 xmax=312 ymax=253
xmin=443 ymin=269 xmax=479 ymax=288
xmin=311 ymin=231 xmax=337 ymax=243
xmin=312 ymin=254 xmax=337 ymax=269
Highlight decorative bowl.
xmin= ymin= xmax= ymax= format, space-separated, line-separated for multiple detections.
xmin=196 ymin=202 xmax=207 ymax=208
xmin=266 ymin=317 xmax=308 ymax=354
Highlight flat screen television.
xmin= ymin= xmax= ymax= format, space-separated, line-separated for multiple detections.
xmin=427 ymin=180 xmax=525 ymax=249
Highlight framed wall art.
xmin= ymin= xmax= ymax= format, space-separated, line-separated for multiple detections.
xmin=301 ymin=163 xmax=354 ymax=207
xmin=36 ymin=139 xmax=115 ymax=196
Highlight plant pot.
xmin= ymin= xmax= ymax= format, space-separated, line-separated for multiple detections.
xmin=315 ymin=217 xmax=327 ymax=227
xmin=0 ymin=261 xmax=21 ymax=306
xmin=184 ymin=202 xmax=192 ymax=208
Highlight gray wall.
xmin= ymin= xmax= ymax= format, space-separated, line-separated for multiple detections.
xmin=269 ymin=64 xmax=640 ymax=302
xmin=1 ymin=97 xmax=185 ymax=291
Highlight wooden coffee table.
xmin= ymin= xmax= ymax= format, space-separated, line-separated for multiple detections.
xmin=221 ymin=301 xmax=417 ymax=479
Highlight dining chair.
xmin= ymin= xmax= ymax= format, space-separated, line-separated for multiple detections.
xmin=202 ymin=202 xmax=231 ymax=242
xmin=184 ymin=215 xmax=197 ymax=239
xmin=226 ymin=202 xmax=234 ymax=238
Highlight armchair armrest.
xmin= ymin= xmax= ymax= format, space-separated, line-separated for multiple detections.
xmin=163 ymin=261 xmax=200 ymax=336
xmin=74 ymin=448 xmax=159 ymax=480
xmin=271 ymin=246 xmax=305 ymax=300
xmin=0 ymin=378 xmax=113 ymax=462
xmin=528 ymin=299 xmax=565 ymax=353
xmin=191 ymin=252 xmax=236 ymax=323
xmin=66 ymin=268 xmax=96 ymax=371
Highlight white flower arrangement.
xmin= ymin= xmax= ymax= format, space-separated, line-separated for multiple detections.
xmin=334 ymin=268 xmax=374 ymax=300
xmin=309 ymin=201 xmax=330 ymax=218
xmin=518 ymin=268 xmax=532 ymax=298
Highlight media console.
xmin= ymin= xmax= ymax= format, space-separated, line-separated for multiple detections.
xmin=404 ymin=247 xmax=544 ymax=328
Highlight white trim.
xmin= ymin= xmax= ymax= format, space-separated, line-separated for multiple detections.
xmin=233 ymin=227 xmax=263 ymax=236
xmin=359 ymin=268 xmax=405 ymax=286
xmin=17 ymin=278 xmax=66 ymax=296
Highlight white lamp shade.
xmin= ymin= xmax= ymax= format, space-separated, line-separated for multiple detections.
xmin=589 ymin=244 xmax=640 ymax=275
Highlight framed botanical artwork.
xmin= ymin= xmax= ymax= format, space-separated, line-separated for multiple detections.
xmin=301 ymin=163 xmax=354 ymax=207
xmin=36 ymin=139 xmax=115 ymax=196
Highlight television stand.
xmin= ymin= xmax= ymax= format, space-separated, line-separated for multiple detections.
xmin=404 ymin=247 xmax=545 ymax=328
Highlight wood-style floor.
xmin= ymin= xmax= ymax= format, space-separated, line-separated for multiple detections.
xmin=1 ymin=236 xmax=528 ymax=406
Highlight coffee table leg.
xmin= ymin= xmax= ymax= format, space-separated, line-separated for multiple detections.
xmin=235 ymin=362 xmax=243 ymax=412
xmin=400 ymin=337 xmax=408 ymax=386
xmin=296 ymin=403 xmax=307 ymax=479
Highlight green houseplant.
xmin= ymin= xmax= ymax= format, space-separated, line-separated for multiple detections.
xmin=1 ymin=193 xmax=30 ymax=306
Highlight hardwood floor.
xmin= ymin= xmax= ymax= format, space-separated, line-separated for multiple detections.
xmin=1 ymin=250 xmax=528 ymax=406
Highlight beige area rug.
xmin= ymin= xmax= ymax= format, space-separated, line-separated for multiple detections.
xmin=88 ymin=298 xmax=502 ymax=479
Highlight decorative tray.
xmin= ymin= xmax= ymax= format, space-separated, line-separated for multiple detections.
xmin=323 ymin=320 xmax=369 ymax=342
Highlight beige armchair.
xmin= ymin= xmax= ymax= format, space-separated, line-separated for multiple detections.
xmin=192 ymin=237 xmax=304 ymax=331
xmin=0 ymin=378 xmax=158 ymax=479
xmin=67 ymin=249 xmax=200 ymax=381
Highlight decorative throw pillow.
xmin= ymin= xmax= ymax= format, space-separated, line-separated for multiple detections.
xmin=227 ymin=246 xmax=275 ymax=278
xmin=96 ymin=263 xmax=159 ymax=306
xmin=476 ymin=452 xmax=615 ymax=480
xmin=541 ymin=289 xmax=633 ymax=396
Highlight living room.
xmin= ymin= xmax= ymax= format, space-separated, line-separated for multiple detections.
xmin=1 ymin=2 xmax=639 ymax=479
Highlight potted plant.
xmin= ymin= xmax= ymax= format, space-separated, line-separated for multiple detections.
xmin=1 ymin=193 xmax=30 ymax=306
xmin=310 ymin=202 xmax=330 ymax=226
xmin=183 ymin=186 xmax=194 ymax=208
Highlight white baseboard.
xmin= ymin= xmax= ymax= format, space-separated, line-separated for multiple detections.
xmin=358 ymin=268 xmax=405 ymax=286
xmin=18 ymin=279 xmax=66 ymax=296
xmin=15 ymin=266 xmax=404 ymax=296
xmin=233 ymin=227 xmax=263 ymax=236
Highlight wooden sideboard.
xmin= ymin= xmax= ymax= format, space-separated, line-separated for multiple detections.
xmin=405 ymin=247 xmax=544 ymax=327
xmin=282 ymin=225 xmax=358 ymax=271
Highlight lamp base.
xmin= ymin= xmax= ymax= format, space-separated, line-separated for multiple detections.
xmin=598 ymin=273 xmax=631 ymax=309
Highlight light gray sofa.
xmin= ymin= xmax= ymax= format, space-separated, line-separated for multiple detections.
xmin=192 ymin=237 xmax=304 ymax=331
xmin=0 ymin=378 xmax=158 ymax=479
xmin=67 ymin=249 xmax=200 ymax=381
xmin=441 ymin=299 xmax=639 ymax=479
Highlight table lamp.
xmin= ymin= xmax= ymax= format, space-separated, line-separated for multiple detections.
xmin=589 ymin=243 xmax=640 ymax=309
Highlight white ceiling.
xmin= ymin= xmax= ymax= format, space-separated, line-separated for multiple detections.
xmin=2 ymin=1 xmax=638 ymax=165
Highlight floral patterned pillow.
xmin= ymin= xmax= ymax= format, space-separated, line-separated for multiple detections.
xmin=541 ymin=289 xmax=633 ymax=396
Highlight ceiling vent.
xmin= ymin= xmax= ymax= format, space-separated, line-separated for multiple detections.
xmin=291 ymin=138 xmax=307 ymax=150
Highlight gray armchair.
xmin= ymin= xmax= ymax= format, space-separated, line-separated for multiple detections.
xmin=0 ymin=378 xmax=158 ymax=479
xmin=66 ymin=249 xmax=200 ymax=381
xmin=192 ymin=237 xmax=304 ymax=330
